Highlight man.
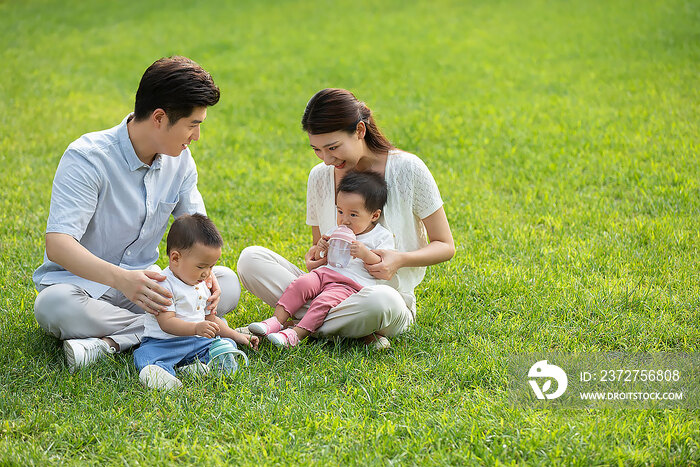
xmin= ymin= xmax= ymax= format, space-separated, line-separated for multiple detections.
xmin=33 ymin=56 xmax=240 ymax=372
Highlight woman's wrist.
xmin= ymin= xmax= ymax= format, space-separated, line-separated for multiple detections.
xmin=398 ymin=241 xmax=454 ymax=269
xmin=394 ymin=250 xmax=409 ymax=269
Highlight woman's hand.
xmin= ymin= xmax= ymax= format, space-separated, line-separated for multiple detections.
xmin=305 ymin=245 xmax=327 ymax=271
xmin=204 ymin=272 xmax=221 ymax=312
xmin=365 ymin=249 xmax=404 ymax=280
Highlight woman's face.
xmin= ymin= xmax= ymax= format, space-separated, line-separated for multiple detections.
xmin=307 ymin=125 xmax=366 ymax=174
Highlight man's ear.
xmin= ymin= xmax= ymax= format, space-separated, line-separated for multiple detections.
xmin=152 ymin=108 xmax=167 ymax=128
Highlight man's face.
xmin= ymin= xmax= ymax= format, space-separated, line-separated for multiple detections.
xmin=158 ymin=106 xmax=207 ymax=157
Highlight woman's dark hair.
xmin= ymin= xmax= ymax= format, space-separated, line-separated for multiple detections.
xmin=337 ymin=171 xmax=388 ymax=213
xmin=134 ymin=56 xmax=220 ymax=124
xmin=167 ymin=213 xmax=223 ymax=254
xmin=302 ymin=88 xmax=393 ymax=154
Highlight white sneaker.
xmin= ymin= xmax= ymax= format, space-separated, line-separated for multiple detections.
xmin=63 ymin=338 xmax=116 ymax=373
xmin=363 ymin=334 xmax=391 ymax=351
xmin=234 ymin=325 xmax=253 ymax=336
xmin=139 ymin=365 xmax=183 ymax=390
xmin=180 ymin=360 xmax=210 ymax=377
xmin=371 ymin=335 xmax=391 ymax=351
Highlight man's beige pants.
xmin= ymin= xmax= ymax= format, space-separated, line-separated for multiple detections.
xmin=236 ymin=246 xmax=413 ymax=338
xmin=33 ymin=266 xmax=240 ymax=351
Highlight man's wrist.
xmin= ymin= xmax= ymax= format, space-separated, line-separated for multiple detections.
xmin=109 ymin=265 xmax=127 ymax=291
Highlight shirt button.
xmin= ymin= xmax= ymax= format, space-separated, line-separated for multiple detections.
xmin=126 ymin=251 xmax=131 ymax=256
xmin=199 ymin=296 xmax=202 ymax=299
xmin=197 ymin=306 xmax=200 ymax=310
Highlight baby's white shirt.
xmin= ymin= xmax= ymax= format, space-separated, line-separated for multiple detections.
xmin=322 ymin=223 xmax=395 ymax=287
xmin=142 ymin=266 xmax=211 ymax=340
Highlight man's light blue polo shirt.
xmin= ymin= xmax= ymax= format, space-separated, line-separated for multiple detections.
xmin=33 ymin=115 xmax=206 ymax=299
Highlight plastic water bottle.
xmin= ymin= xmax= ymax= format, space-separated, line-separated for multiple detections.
xmin=327 ymin=225 xmax=356 ymax=268
xmin=208 ymin=337 xmax=249 ymax=375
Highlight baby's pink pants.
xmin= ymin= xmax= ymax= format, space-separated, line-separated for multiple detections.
xmin=277 ymin=267 xmax=363 ymax=333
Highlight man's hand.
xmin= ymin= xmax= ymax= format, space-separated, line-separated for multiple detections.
xmin=117 ymin=269 xmax=173 ymax=315
xmin=204 ymin=272 xmax=221 ymax=312
xmin=194 ymin=320 xmax=220 ymax=338
xmin=44 ymin=234 xmax=173 ymax=315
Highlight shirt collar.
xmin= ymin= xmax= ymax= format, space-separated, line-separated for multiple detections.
xmin=152 ymin=153 xmax=163 ymax=170
xmin=164 ymin=266 xmax=199 ymax=289
xmin=118 ymin=114 xmax=162 ymax=172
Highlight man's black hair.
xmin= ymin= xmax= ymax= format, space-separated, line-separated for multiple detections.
xmin=134 ymin=56 xmax=220 ymax=124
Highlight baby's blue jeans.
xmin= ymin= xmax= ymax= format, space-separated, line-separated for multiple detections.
xmin=133 ymin=336 xmax=237 ymax=376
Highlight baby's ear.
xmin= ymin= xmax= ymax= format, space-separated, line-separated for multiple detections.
xmin=371 ymin=209 xmax=382 ymax=222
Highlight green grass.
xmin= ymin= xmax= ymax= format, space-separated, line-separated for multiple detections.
xmin=1 ymin=0 xmax=699 ymax=464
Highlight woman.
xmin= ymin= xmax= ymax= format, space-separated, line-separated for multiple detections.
xmin=237 ymin=88 xmax=455 ymax=349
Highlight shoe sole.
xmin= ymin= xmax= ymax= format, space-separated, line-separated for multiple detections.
xmin=267 ymin=333 xmax=287 ymax=348
xmin=139 ymin=365 xmax=182 ymax=390
xmin=180 ymin=361 xmax=210 ymax=377
xmin=367 ymin=336 xmax=391 ymax=351
xmin=63 ymin=340 xmax=80 ymax=373
xmin=248 ymin=323 xmax=268 ymax=336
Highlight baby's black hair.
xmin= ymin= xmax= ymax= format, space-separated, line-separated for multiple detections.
xmin=336 ymin=170 xmax=388 ymax=213
xmin=166 ymin=213 xmax=223 ymax=254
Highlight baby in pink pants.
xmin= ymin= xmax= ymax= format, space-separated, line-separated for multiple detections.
xmin=249 ymin=171 xmax=394 ymax=347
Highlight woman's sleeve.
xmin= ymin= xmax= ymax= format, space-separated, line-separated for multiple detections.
xmin=412 ymin=157 xmax=444 ymax=219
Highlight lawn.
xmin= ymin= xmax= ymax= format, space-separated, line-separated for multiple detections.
xmin=1 ymin=0 xmax=699 ymax=464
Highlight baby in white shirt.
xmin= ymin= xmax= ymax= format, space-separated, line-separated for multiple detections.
xmin=249 ymin=171 xmax=394 ymax=348
xmin=134 ymin=214 xmax=258 ymax=390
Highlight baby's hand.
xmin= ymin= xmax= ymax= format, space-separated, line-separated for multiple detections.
xmin=317 ymin=237 xmax=329 ymax=253
xmin=247 ymin=335 xmax=260 ymax=351
xmin=194 ymin=320 xmax=220 ymax=338
xmin=350 ymin=241 xmax=369 ymax=260
xmin=313 ymin=237 xmax=330 ymax=260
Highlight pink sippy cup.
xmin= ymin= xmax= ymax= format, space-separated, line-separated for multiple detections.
xmin=327 ymin=225 xmax=356 ymax=268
